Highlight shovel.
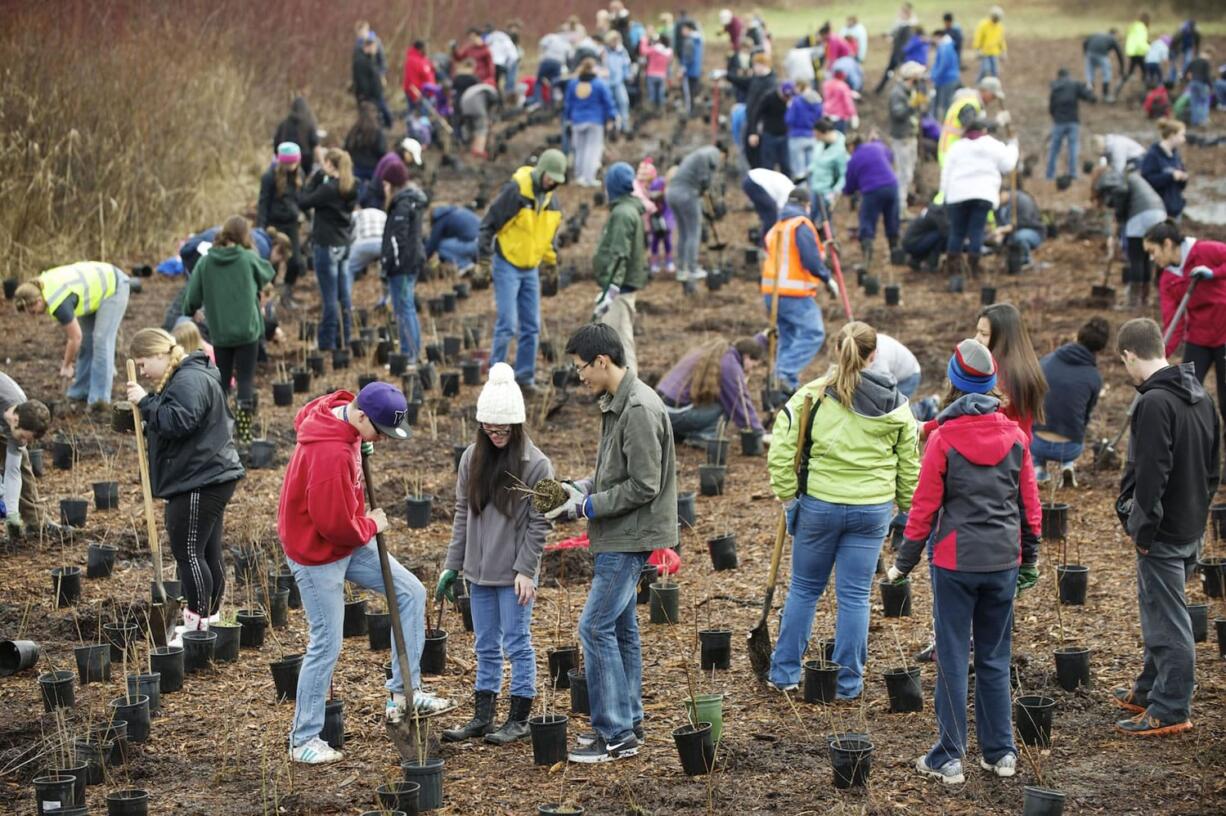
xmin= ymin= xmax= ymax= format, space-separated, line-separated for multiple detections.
xmin=813 ymin=194 xmax=855 ymax=320
xmin=1090 ymin=232 xmax=1117 ymax=304
xmin=126 ymin=360 xmax=174 ymax=646
xmin=748 ymin=395 xmax=814 ymax=681
xmin=703 ymin=192 xmax=728 ymax=251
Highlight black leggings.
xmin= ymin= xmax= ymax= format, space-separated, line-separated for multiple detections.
xmin=1124 ymin=237 xmax=1152 ymax=284
xmin=270 ymin=219 xmax=303 ymax=286
xmin=1185 ymin=342 xmax=1226 ymax=429
xmin=215 ymin=342 xmax=259 ymax=407
xmin=165 ymin=480 xmax=238 ymax=617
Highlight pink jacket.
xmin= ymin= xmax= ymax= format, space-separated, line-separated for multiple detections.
xmin=822 ymin=77 xmax=857 ymax=120
xmin=642 ymin=41 xmax=673 ymax=78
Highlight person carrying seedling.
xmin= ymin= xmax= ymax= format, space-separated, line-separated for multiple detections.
xmin=126 ymin=328 xmax=244 ymax=646
xmin=887 ymin=338 xmax=1041 ymax=785
xmin=591 ymin=162 xmax=647 ymax=373
xmin=278 ymin=381 xmax=451 ymax=765
xmin=767 ymin=321 xmax=920 ymax=697
xmin=1112 ymin=317 xmax=1219 ymax=736
xmin=0 ymin=372 xmax=52 ymax=540
xmin=546 ymin=324 xmax=677 ymax=763
xmin=436 ymin=363 xmax=553 ymax=745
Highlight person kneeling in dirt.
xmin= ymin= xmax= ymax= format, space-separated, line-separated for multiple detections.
xmin=656 ymin=337 xmax=764 ymax=446
xmin=424 ymin=204 xmax=481 ymax=277
xmin=546 ymin=324 xmax=677 ymax=763
xmin=0 ymin=373 xmax=52 ymax=540
xmin=1112 ymin=318 xmax=1219 ymax=736
xmin=437 ymin=363 xmax=553 ymax=745
xmin=278 ymin=382 xmax=451 ymax=765
xmin=126 ymin=329 xmax=244 ymax=641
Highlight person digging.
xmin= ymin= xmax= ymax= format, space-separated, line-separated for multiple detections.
xmin=0 ymin=373 xmax=53 ymax=540
xmin=278 ymin=381 xmax=452 ymax=764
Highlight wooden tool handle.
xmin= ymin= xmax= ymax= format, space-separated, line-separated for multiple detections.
xmin=127 ymin=360 xmax=165 ymax=598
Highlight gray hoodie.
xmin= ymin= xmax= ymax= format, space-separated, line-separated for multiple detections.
xmin=670 ymin=146 xmax=722 ymax=194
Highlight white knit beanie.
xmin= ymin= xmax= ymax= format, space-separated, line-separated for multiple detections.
xmin=476 ymin=362 xmax=526 ymax=424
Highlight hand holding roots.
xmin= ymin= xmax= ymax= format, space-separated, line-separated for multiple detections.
xmin=509 ymin=476 xmax=571 ymax=514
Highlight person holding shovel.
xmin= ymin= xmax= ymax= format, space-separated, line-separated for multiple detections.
xmin=278 ymin=381 xmax=451 ymax=765
xmin=0 ymin=373 xmax=51 ymax=540
xmin=437 ymin=362 xmax=553 ymax=745
xmin=126 ymin=328 xmax=244 ymax=645
xmin=591 ymin=162 xmax=647 ymax=373
xmin=546 ymin=323 xmax=677 ymax=763
xmin=666 ymin=142 xmax=728 ymax=283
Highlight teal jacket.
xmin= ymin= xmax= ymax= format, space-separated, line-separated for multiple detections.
xmin=808 ymin=132 xmax=850 ymax=197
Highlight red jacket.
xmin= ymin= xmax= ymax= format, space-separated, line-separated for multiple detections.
xmin=452 ymin=42 xmax=495 ymax=86
xmin=278 ymin=391 xmax=378 ymax=566
xmin=900 ymin=396 xmax=1041 ymax=574
xmin=403 ymin=47 xmax=437 ymax=101
xmin=1159 ymin=238 xmax=1226 ymax=356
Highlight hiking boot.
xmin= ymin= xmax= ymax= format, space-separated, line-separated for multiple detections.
xmin=568 ymin=733 xmax=639 ymax=763
xmin=1110 ymin=688 xmax=1148 ymax=715
xmin=576 ymin=723 xmax=644 ymax=747
xmin=967 ymin=254 xmax=982 ymax=278
xmin=1061 ymin=465 xmax=1078 ymax=488
xmin=484 ymin=694 xmax=532 ymax=745
xmin=916 ymin=756 xmax=964 ymax=784
xmin=1115 ymin=711 xmax=1193 ymax=736
xmin=979 ymin=752 xmax=1017 ymax=778
xmin=290 ymin=736 xmax=342 ymax=764
xmin=443 ymin=690 xmax=497 ymax=742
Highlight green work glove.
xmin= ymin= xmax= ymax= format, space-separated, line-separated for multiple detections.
xmin=5 ymin=518 xmax=23 ymax=540
xmin=435 ymin=569 xmax=458 ymax=602
xmin=1016 ymin=564 xmax=1039 ymax=594
xmin=361 ymin=441 xmax=375 ymax=457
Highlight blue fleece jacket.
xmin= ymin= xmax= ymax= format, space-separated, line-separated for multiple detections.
xmin=564 ymin=75 xmax=617 ymax=125
xmin=683 ymin=33 xmax=704 ymax=78
xmin=932 ymin=38 xmax=960 ymax=86
xmin=902 ymin=34 xmax=929 ymax=66
xmin=1034 ymin=343 xmax=1102 ymax=443
xmin=785 ymin=95 xmax=825 ymax=138
xmin=424 ymin=205 xmax=480 ymax=259
xmin=1139 ymin=143 xmax=1186 ymax=218
xmin=779 ymin=203 xmax=829 ymax=281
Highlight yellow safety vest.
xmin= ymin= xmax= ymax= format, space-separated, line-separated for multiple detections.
xmin=40 ymin=262 xmax=119 ymax=317
xmin=495 ymin=166 xmax=563 ymax=269
xmin=761 ymin=216 xmax=824 ymax=297
xmin=938 ymin=94 xmax=983 ymax=166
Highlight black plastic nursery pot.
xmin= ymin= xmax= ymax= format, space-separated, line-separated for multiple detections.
xmin=237 ymin=609 xmax=268 ymax=648
xmin=461 ymin=358 xmax=482 ymax=386
xmin=343 ymin=598 xmax=369 ymax=637
xmin=266 ymin=587 xmax=290 ymax=628
xmin=421 ymin=629 xmax=448 ymax=675
xmin=1015 ymin=695 xmax=1055 ymax=747
xmin=52 ymin=438 xmax=75 ymax=469
xmin=539 ymin=339 xmax=558 ymax=362
xmin=547 ymin=646 xmax=578 ymax=690
xmin=292 ymin=368 xmax=313 ymax=393
xmin=34 ymin=775 xmax=78 ymax=814
xmin=879 ymin=579 xmax=912 ymax=617
xmin=375 ymin=339 xmax=392 ymax=366
xmin=637 ymin=564 xmax=659 ymax=605
xmin=150 ymin=646 xmax=183 ymax=692
xmin=442 ymin=335 xmax=462 ymax=360
xmin=698 ymin=464 xmax=726 ymax=497
xmin=212 ymin=622 xmax=241 ymax=662
xmin=106 ymin=787 xmax=150 ymax=816
xmin=706 ymin=438 xmax=730 ymax=466
xmin=40 ymin=670 xmax=76 ymax=711
xmin=155 ymin=578 xmax=182 ymax=601
xmin=2 ymin=277 xmax=16 ymax=299
xmin=883 ymin=666 xmax=923 ymax=713
xmin=276 ymin=568 xmax=301 ymax=609
xmin=406 ymin=495 xmax=434 ymax=528
xmin=830 ymin=737 xmax=874 ymax=789
xmin=52 ymin=760 xmax=88 ymax=808
xmin=332 ymin=349 xmax=351 ymax=369
xmin=649 ymin=582 xmax=680 ymax=624
xmin=568 ymin=668 xmax=589 ymax=715
xmin=740 ymin=429 xmax=764 ymax=456
xmin=1187 ymin=603 xmax=1208 ymax=643
xmin=699 ymin=628 xmax=732 ymax=670
xmin=389 ymin=352 xmax=410 ymax=377
xmin=104 ymin=621 xmax=138 ymax=661
xmin=92 ymin=480 xmax=120 ymax=511
xmin=442 ymin=293 xmax=458 ymax=314
xmin=862 ymin=275 xmax=881 ymax=296
xmin=980 ymin=285 xmax=997 ymax=306
xmin=273 ymin=381 xmax=294 ymax=406
xmin=364 ymin=610 xmax=391 ymax=650
xmin=377 ymin=780 xmax=421 ymax=814
xmin=1200 ymin=557 xmax=1226 ymax=598
xmin=529 ymin=713 xmax=569 ymax=766
xmin=357 ymin=373 xmax=379 ymax=390
xmin=803 ymin=660 xmax=841 ymax=704
xmin=676 ymin=491 xmax=697 ymax=528
xmin=426 ymin=342 xmax=444 ymax=364
xmin=0 ymin=639 xmax=39 ymax=676
xmin=321 ymin=699 xmax=345 ymax=749
xmin=1216 ymin=618 xmax=1226 ymax=659
xmin=91 ymin=720 xmax=129 ymax=767
xmin=401 ymin=757 xmax=444 ymax=811
xmin=109 ymin=693 xmax=151 ymax=743
xmin=86 ymin=543 xmax=118 ymax=578
xmin=1056 ymin=565 xmax=1089 ymax=605
xmin=125 ymin=672 xmax=161 ymax=717
xmin=182 ymin=629 xmax=217 ymax=672
xmin=74 ymin=643 xmax=111 ymax=684
xmin=111 ymin=402 xmax=136 ymax=433
xmin=707 ymin=534 xmax=738 ymax=571
xmin=884 ymin=283 xmax=902 ymax=306
xmin=1053 ymin=646 xmax=1090 ymax=691
xmin=427 ymin=297 xmax=445 ymax=317
xmin=454 ymin=281 xmax=471 ymax=299
xmin=1022 ymin=785 xmax=1066 ymax=816
xmin=455 ymin=592 xmax=474 ymax=632
xmin=1041 ymin=502 xmax=1069 ymax=541
xmin=60 ymin=498 xmax=88 ymax=527
xmin=248 ymin=439 xmax=276 ymax=469
xmin=72 ymin=737 xmax=103 ymax=784
xmin=270 ymin=653 xmax=303 ymax=702
xmin=440 ymin=371 xmax=461 ymax=397
xmin=673 ymin=722 xmax=715 ymax=776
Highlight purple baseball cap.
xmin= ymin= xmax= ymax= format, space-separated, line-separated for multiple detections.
xmin=355 ymin=382 xmax=411 ymax=439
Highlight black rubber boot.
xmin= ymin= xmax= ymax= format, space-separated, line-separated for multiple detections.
xmin=967 ymin=254 xmax=982 ymax=278
xmin=235 ymin=400 xmax=255 ymax=446
xmin=442 ymin=690 xmax=497 ymax=742
xmin=483 ymin=694 xmax=533 ymax=745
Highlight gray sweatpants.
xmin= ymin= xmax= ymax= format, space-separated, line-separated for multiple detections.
xmin=571 ymin=122 xmax=605 ymax=185
xmin=667 ymin=186 xmax=703 ymax=275
xmin=1132 ymin=539 xmax=1198 ymax=722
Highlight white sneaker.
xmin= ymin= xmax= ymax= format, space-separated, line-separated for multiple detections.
xmin=413 ymin=690 xmax=455 ymax=715
xmin=916 ymin=755 xmax=964 ymax=784
xmin=689 ymin=267 xmax=709 ymax=281
xmin=767 ymin=680 xmax=799 ymax=692
xmin=979 ymin=753 xmax=1017 ymax=778
xmin=290 ymin=736 xmax=342 ymax=764
xmin=1060 ymin=466 xmax=1077 ymax=489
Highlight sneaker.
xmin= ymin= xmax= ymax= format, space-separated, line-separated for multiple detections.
xmin=1061 ymin=465 xmax=1077 ymax=488
xmin=979 ymin=752 xmax=1017 ymax=777
xmin=766 ymin=680 xmax=799 ymax=692
xmin=915 ymin=756 xmax=964 ymax=785
xmin=674 ymin=267 xmax=688 ymax=282
xmin=1115 ymin=711 xmax=1193 ymax=737
xmin=1111 ymin=688 xmax=1148 ymax=714
xmin=413 ymin=690 xmax=454 ymax=716
xmin=689 ymin=267 xmax=709 ymax=281
xmin=577 ymin=724 xmax=644 ymax=747
xmin=290 ymin=736 xmax=343 ymax=764
xmin=568 ymin=734 xmax=639 ymax=763
xmin=386 ymin=692 xmax=407 ymax=723
xmin=914 ymin=642 xmax=936 ymax=663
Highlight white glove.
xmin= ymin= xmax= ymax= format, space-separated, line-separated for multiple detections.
xmin=1190 ymin=265 xmax=1214 ymax=281
xmin=593 ymin=284 xmax=620 ymax=317
xmin=760 ymin=433 xmax=773 ymax=445
xmin=886 ymin=565 xmax=906 ymax=583
xmin=709 ymin=69 xmax=727 ymax=80
xmin=825 ymin=278 xmax=840 ymax=300
xmin=996 ymin=110 xmax=1012 ymax=127
xmin=545 ymin=482 xmax=588 ymax=521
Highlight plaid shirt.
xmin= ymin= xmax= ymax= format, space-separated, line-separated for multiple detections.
xmin=352 ymin=208 xmax=387 ymax=242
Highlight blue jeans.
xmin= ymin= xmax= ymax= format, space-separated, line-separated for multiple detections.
xmin=611 ymin=82 xmax=630 ymax=132
xmin=977 ymin=55 xmax=999 ymax=81
xmin=757 ymin=132 xmax=791 ymax=177
xmin=347 ymin=237 xmax=382 ymax=281
xmin=730 ymin=104 xmax=746 ymax=158
xmin=896 ymin=372 xmax=921 ymax=398
xmin=1029 ymin=435 xmax=1083 ymax=478
xmin=742 ymin=175 xmax=780 ymax=243
xmin=470 ymin=583 xmax=536 ymax=698
xmin=388 ymin=274 xmax=420 ymax=360
xmin=931 ymin=82 xmax=958 ymax=120
xmin=1009 ymin=228 xmax=1043 ymax=265
xmin=665 ymin=403 xmax=724 ymax=442
xmin=1084 ymin=54 xmax=1112 ymax=89
xmin=491 ymin=254 xmax=540 ymax=385
xmin=579 ymin=551 xmax=649 ymax=741
xmin=858 ymin=186 xmax=900 ymax=242
xmin=646 ymin=76 xmax=665 ymax=108
xmin=531 ymin=59 xmax=563 ymax=105
xmin=68 ymin=274 xmax=130 ymax=405
xmin=764 ymin=295 xmax=825 ymax=391
xmin=1188 ymin=81 xmax=1210 ymax=127
xmin=437 ymin=237 xmax=478 ymax=271
xmin=314 ymin=244 xmax=352 ymax=351
xmin=1046 ymin=122 xmax=1079 ymax=180
xmin=946 ymin=199 xmax=992 ymax=255
xmin=769 ymin=496 xmax=893 ymax=697
xmin=927 ymin=565 xmax=1018 ymax=769
xmin=288 ymin=540 xmax=427 ymax=747
xmin=788 ymin=137 xmax=818 ymax=181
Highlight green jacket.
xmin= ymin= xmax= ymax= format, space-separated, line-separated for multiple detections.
xmin=594 ymin=194 xmax=647 ymax=291
xmin=583 ymin=371 xmax=678 ymax=552
xmin=768 ymin=370 xmax=920 ymax=508
xmin=182 ymin=246 xmax=276 ymax=347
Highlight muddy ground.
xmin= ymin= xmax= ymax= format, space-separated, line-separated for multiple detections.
xmin=1 ymin=36 xmax=1225 ymax=816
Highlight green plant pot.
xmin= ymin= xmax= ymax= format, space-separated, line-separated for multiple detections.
xmin=683 ymin=692 xmax=724 ymax=743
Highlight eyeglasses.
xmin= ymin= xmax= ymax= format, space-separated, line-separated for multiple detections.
xmin=577 ymin=360 xmax=595 ymax=373
xmin=481 ymin=423 xmax=511 ymax=436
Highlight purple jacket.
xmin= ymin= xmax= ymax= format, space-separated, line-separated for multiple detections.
xmin=843 ymin=141 xmax=897 ymax=195
xmin=656 ymin=346 xmax=763 ymax=431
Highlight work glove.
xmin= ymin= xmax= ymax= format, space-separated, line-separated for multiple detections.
xmin=361 ymin=441 xmax=375 ymax=457
xmin=886 ymin=565 xmax=909 ymax=584
xmin=593 ymin=284 xmax=620 ymax=318
xmin=1016 ymin=564 xmax=1040 ymax=594
xmin=474 ymin=257 xmax=492 ymax=286
xmin=435 ymin=569 xmax=458 ymax=603
xmin=545 ymin=482 xmax=588 ymax=521
xmin=1191 ymin=265 xmax=1214 ymax=281
xmin=825 ymin=277 xmax=840 ymax=300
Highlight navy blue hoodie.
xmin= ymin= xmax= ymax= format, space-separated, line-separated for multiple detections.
xmin=1034 ymin=343 xmax=1102 ymax=443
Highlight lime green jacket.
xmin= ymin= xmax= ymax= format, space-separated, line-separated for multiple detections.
xmin=768 ymin=371 xmax=920 ymax=508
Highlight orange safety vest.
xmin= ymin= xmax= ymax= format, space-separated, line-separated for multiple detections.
xmin=760 ymin=215 xmax=824 ymax=297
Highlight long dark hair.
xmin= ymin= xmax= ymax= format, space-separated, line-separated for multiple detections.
xmin=345 ymin=102 xmax=383 ymax=153
xmin=978 ymin=303 xmax=1047 ymax=424
xmin=466 ymin=424 xmax=526 ymax=517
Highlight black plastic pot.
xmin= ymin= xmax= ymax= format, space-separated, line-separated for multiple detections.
xmin=540 ymin=339 xmax=557 ymax=362
xmin=649 ymin=582 xmax=680 ymax=624
xmin=72 ymin=738 xmax=103 ymax=784
xmin=52 ymin=761 xmax=87 ymax=808
xmin=1057 ymin=564 xmax=1089 ymax=605
xmin=332 ymin=349 xmax=351 ymax=369
xmin=707 ymin=534 xmax=738 ymax=571
xmin=34 ymin=775 xmax=78 ymax=814
xmin=569 ymin=668 xmax=589 ymax=715
xmin=427 ymin=297 xmax=445 ymax=317
xmin=374 ymin=339 xmax=392 ymax=366
xmin=863 ymin=275 xmax=880 ymax=296
xmin=182 ymin=629 xmax=217 ymax=672
xmin=209 ymin=622 xmax=239 ymax=662
xmin=52 ymin=438 xmax=75 ymax=469
xmin=2 ymin=277 xmax=16 ymax=299
xmin=0 ymin=638 xmax=38 ymax=676
xmin=109 ymin=693 xmax=150 ymax=743
xmin=272 ymin=381 xmax=294 ymax=406
xmin=270 ymin=653 xmax=303 ymax=702
xmin=803 ymin=659 xmax=841 ymax=704
xmin=830 ymin=737 xmax=873 ymax=788
xmin=426 ymin=342 xmax=443 ymax=364
xmin=1015 ymin=694 xmax=1055 ymax=747
xmin=1187 ymin=603 xmax=1208 ymax=643
xmin=421 ymin=629 xmax=447 ymax=675
xmin=673 ymin=722 xmax=715 ymax=776
xmin=706 ymin=438 xmax=730 ymax=466
xmin=126 ymin=672 xmax=161 ymax=717
xmin=1041 ymin=502 xmax=1069 ymax=541
xmin=306 ymin=353 xmax=324 ymax=376
xmin=1022 ymin=786 xmax=1066 ymax=816
xmin=884 ymin=283 xmax=902 ymax=306
xmin=237 ymin=609 xmax=268 ymax=648
xmin=87 ymin=543 xmax=118 ymax=578
xmin=677 ymin=491 xmax=697 ymax=528
xmin=637 ymin=564 xmax=659 ymax=605
xmin=91 ymin=720 xmax=128 ymax=767
xmin=401 ymin=757 xmax=444 ymax=811
xmin=1216 ymin=618 xmax=1226 ymax=659
xmin=455 ymin=592 xmax=474 ymax=632
xmin=276 ymin=568 xmax=301 ymax=609
xmin=103 ymin=621 xmax=138 ymax=662
xmin=150 ymin=646 xmax=183 ymax=692
xmin=880 ymin=579 xmax=912 ymax=617
xmin=248 ymin=439 xmax=276 ymax=469
xmin=60 ymin=498 xmax=88 ymax=527
xmin=155 ymin=578 xmax=182 ymax=601
xmin=106 ymin=787 xmax=150 ymax=816
xmin=377 ymin=780 xmax=421 ymax=814
xmin=740 ymin=429 xmax=764 ymax=456
xmin=817 ymin=638 xmax=836 ymax=663
xmin=292 ymin=368 xmax=312 ymax=393
xmin=111 ymin=401 xmax=136 ymax=433
xmin=699 ymin=628 xmax=732 ymax=670
xmin=980 ymin=285 xmax=997 ymax=306
xmin=461 ymin=358 xmax=482 ymax=386
xmin=529 ymin=713 xmax=569 ymax=765
xmin=406 ymin=495 xmax=433 ymax=528
xmin=883 ymin=666 xmax=923 ymax=713
xmin=321 ymin=699 xmax=344 ymax=749
xmin=357 ymin=373 xmax=379 ymax=390
xmin=442 ymin=335 xmax=462 ymax=361
xmin=40 ymin=670 xmax=76 ymax=710
xmin=367 ymin=611 xmax=391 ymax=650
xmin=440 ymin=371 xmax=461 ymax=397
xmin=92 ymin=480 xmax=120 ymax=510
xmin=266 ymin=587 xmax=290 ymax=628
xmin=698 ymin=464 xmax=726 ymax=496
xmin=341 ymin=598 xmax=368 ymax=637
xmin=548 ymin=646 xmax=578 ymax=690
xmin=453 ymin=443 xmax=467 ymax=470
xmin=1200 ymin=557 xmax=1226 ymax=598
xmin=948 ymin=274 xmax=965 ymax=293
xmin=1054 ymin=646 xmax=1090 ymax=691
xmin=74 ymin=642 xmax=110 ymax=684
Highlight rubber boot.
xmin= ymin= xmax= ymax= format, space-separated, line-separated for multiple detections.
xmin=484 ymin=694 xmax=533 ymax=745
xmin=235 ymin=401 xmax=255 ymax=446
xmin=860 ymin=240 xmax=874 ymax=270
xmin=967 ymin=254 xmax=982 ymax=278
xmin=940 ymin=251 xmax=962 ymax=277
xmin=443 ymin=690 xmax=497 ymax=742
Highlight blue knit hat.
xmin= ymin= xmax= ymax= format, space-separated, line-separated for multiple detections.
xmin=947 ymin=339 xmax=997 ymax=394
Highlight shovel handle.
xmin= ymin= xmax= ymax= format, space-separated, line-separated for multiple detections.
xmin=815 ymin=195 xmax=854 ymax=321
xmin=126 ymin=359 xmax=165 ymax=602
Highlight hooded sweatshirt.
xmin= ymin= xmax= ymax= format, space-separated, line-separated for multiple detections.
xmin=1035 ymin=343 xmax=1101 ymax=443
xmin=594 ymin=164 xmax=647 ymax=291
xmin=181 ymin=245 xmax=276 ymax=347
xmin=900 ymin=394 xmax=1041 ymax=574
xmin=278 ymin=392 xmax=379 ymax=566
xmin=1118 ymin=363 xmax=1221 ymax=551
xmin=1158 ymin=238 xmax=1226 ymax=356
xmin=785 ymin=90 xmax=824 ymax=138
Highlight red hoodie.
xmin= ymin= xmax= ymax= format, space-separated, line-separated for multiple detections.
xmin=278 ymin=391 xmax=378 ymax=566
xmin=1158 ymin=237 xmax=1226 ymax=356
xmin=403 ymin=46 xmax=437 ymax=101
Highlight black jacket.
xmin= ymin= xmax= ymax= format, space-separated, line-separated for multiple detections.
xmin=1035 ymin=343 xmax=1101 ymax=444
xmin=1082 ymin=33 xmax=1124 ymax=73
xmin=743 ymin=73 xmax=779 ymax=150
xmin=299 ymin=171 xmax=356 ymax=247
xmin=273 ymin=117 xmax=318 ymax=176
xmin=382 ymin=186 xmax=429 ymax=278
xmin=353 ymin=52 xmax=384 ymax=102
xmin=1048 ymin=75 xmax=1096 ymax=124
xmin=1118 ymin=363 xmax=1221 ymax=550
xmin=138 ymin=353 xmax=244 ymax=500
xmin=257 ymin=164 xmax=300 ymax=228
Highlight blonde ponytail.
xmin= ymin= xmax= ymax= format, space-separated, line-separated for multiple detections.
xmin=831 ymin=321 xmax=877 ymax=407
xmin=326 ymin=147 xmax=355 ymax=196
xmin=129 ymin=327 xmax=187 ymax=393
